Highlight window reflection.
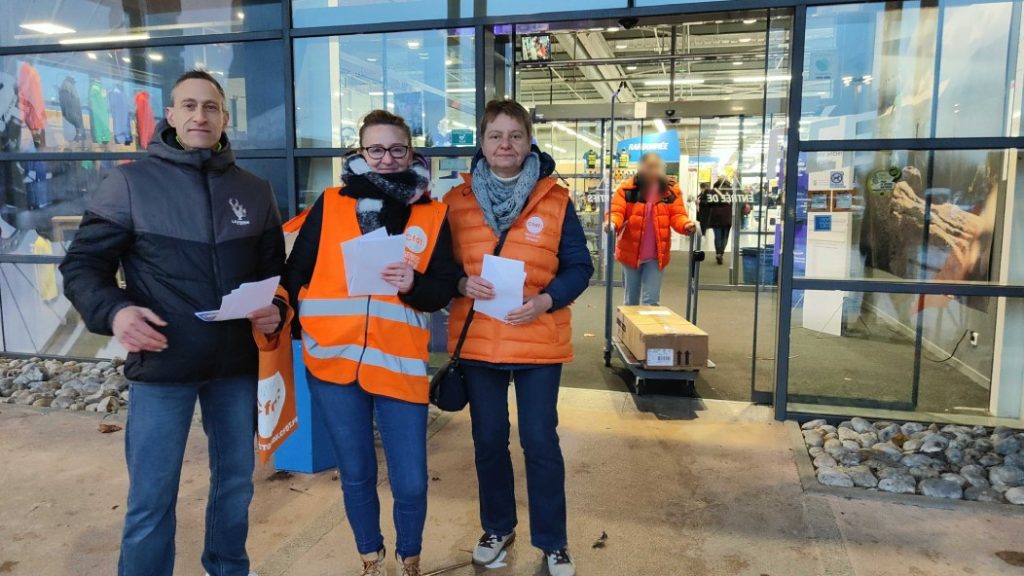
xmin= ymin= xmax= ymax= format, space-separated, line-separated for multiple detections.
xmin=802 ymin=0 xmax=1024 ymax=140
xmin=795 ymin=149 xmax=1015 ymax=285
xmin=294 ymin=29 xmax=476 ymax=149
xmin=1 ymin=0 xmax=281 ymax=47
xmin=1 ymin=41 xmax=285 ymax=153
xmin=292 ymin=0 xmax=474 ymax=27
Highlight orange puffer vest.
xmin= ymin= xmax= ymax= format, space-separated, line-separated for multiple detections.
xmin=445 ymin=175 xmax=574 ymax=365
xmin=609 ymin=177 xmax=692 ymax=270
xmin=298 ymin=187 xmax=447 ymax=404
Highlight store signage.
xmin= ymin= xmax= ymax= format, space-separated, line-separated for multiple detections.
xmin=814 ymin=215 xmax=832 ymax=232
xmin=617 ymin=130 xmax=681 ymax=163
xmin=451 ymin=129 xmax=474 ymax=146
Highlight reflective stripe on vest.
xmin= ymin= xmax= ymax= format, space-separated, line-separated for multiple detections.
xmin=301 ymin=333 xmax=428 ymax=377
xmin=299 ymin=297 xmax=429 ymax=331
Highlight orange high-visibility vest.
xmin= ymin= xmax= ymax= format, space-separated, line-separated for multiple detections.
xmin=298 ymin=187 xmax=447 ymax=404
xmin=444 ymin=174 xmax=574 ymax=365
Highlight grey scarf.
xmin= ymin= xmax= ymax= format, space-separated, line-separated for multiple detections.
xmin=471 ymin=153 xmax=541 ymax=235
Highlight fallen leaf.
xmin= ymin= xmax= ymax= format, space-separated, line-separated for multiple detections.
xmin=97 ymin=423 xmax=123 ymax=434
xmin=431 ymin=476 xmax=441 ymax=482
xmin=997 ymin=551 xmax=1024 ymax=567
xmin=592 ymin=531 xmax=608 ymax=549
xmin=266 ymin=471 xmax=293 ymax=482
xmin=331 ymin=472 xmax=339 ymax=482
xmin=112 ymin=505 xmax=119 ymax=510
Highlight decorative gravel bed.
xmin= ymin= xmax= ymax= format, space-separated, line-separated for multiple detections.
xmin=801 ymin=417 xmax=1024 ymax=505
xmin=0 ymin=357 xmax=127 ymax=412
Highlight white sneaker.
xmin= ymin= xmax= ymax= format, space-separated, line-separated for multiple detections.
xmin=472 ymin=532 xmax=515 ymax=565
xmin=545 ymin=548 xmax=575 ymax=576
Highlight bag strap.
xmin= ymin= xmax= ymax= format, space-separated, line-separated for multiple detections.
xmin=451 ymin=229 xmax=510 ymax=362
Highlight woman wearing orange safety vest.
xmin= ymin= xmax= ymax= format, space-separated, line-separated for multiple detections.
xmin=282 ymin=110 xmax=462 ymax=576
xmin=445 ymin=100 xmax=594 ymax=576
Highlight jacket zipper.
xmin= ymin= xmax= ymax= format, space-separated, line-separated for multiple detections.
xmin=354 ymin=296 xmax=371 ymax=384
xmin=204 ymin=172 xmax=225 ymax=375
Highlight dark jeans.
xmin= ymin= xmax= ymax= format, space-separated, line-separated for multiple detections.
xmin=712 ymin=225 xmax=731 ymax=255
xmin=307 ymin=372 xmax=429 ymax=558
xmin=463 ymin=362 xmax=567 ymax=552
xmin=119 ymin=376 xmax=257 ymax=576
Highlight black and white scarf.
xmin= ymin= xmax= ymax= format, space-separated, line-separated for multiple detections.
xmin=341 ymin=153 xmax=430 ymax=234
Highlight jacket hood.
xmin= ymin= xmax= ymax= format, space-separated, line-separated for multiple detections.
xmin=470 ymin=144 xmax=557 ymax=179
xmin=148 ymin=119 xmax=236 ymax=171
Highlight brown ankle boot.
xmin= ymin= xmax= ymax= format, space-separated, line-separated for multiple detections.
xmin=397 ymin=552 xmax=421 ymax=576
xmin=359 ymin=548 xmax=384 ymax=576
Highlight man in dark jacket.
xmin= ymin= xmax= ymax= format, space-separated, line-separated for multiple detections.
xmin=59 ymin=70 xmax=284 ymax=576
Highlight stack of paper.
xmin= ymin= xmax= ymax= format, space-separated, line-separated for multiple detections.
xmin=476 ymin=255 xmax=526 ymax=323
xmin=340 ymin=228 xmax=408 ymax=296
xmin=195 ymin=275 xmax=281 ymax=322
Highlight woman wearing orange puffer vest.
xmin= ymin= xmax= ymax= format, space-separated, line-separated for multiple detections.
xmin=608 ymin=153 xmax=695 ymax=305
xmin=445 ymin=99 xmax=594 ymax=576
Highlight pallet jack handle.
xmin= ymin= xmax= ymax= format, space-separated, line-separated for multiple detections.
xmin=685 ymin=226 xmax=705 ymax=325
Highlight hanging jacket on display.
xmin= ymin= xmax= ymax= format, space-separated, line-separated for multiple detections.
xmin=18 ymin=63 xmax=46 ymax=137
xmin=59 ymin=77 xmax=84 ymax=143
xmin=134 ymin=90 xmax=155 ymax=149
xmin=88 ymin=79 xmax=111 ymax=144
xmin=108 ymin=85 xmax=132 ymax=146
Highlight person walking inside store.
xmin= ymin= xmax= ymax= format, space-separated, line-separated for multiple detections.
xmin=445 ymin=99 xmax=594 ymax=576
xmin=59 ymin=70 xmax=286 ymax=576
xmin=698 ymin=175 xmax=735 ymax=265
xmin=282 ymin=110 xmax=461 ymax=576
xmin=606 ymin=152 xmax=695 ymax=306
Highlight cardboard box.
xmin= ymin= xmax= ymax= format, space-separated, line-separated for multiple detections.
xmin=614 ymin=306 xmax=709 ymax=370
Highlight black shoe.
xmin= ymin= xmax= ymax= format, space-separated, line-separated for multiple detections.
xmin=716 ymin=254 xmax=723 ymax=265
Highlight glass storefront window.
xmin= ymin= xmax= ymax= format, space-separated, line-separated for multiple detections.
xmin=292 ymin=0 xmax=474 ymax=28
xmin=485 ymin=0 xmax=624 ymax=16
xmin=1 ymin=41 xmax=286 ymax=153
xmin=788 ymin=290 xmax=1024 ymax=424
xmin=0 ymin=261 xmax=126 ymax=357
xmin=802 ymin=0 xmax=1024 ymax=140
xmin=1 ymin=0 xmax=281 ymax=48
xmin=293 ymin=29 xmax=476 ymax=149
xmin=0 ymin=159 xmax=128 ymax=256
xmin=297 ymin=155 xmax=472 ymax=211
xmin=795 ymin=149 xmax=1020 ymax=286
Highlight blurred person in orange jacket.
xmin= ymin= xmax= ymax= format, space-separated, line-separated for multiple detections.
xmin=607 ymin=153 xmax=695 ymax=305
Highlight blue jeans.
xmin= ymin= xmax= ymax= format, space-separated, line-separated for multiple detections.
xmin=119 ymin=375 xmax=257 ymax=576
xmin=463 ymin=363 xmax=567 ymax=552
xmin=307 ymin=371 xmax=428 ymax=558
xmin=623 ymin=259 xmax=664 ymax=306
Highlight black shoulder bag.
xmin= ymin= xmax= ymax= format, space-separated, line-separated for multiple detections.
xmin=429 ymin=230 xmax=509 ymax=412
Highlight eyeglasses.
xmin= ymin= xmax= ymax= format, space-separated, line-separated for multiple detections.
xmin=362 ymin=145 xmax=410 ymax=160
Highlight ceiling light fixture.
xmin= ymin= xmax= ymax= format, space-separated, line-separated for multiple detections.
xmin=19 ymin=22 xmax=75 ymax=35
xmin=148 ymin=52 xmax=163 ymax=61
xmin=626 ymin=65 xmax=638 ymax=71
xmin=616 ymin=43 xmax=627 ymax=49
xmin=60 ymin=33 xmax=149 ymax=45
xmin=407 ymin=40 xmax=421 ymax=49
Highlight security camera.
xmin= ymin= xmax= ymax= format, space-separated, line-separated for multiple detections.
xmin=664 ymin=109 xmax=680 ymax=124
xmin=665 ymin=109 xmax=676 ymax=117
xmin=618 ymin=17 xmax=639 ymax=30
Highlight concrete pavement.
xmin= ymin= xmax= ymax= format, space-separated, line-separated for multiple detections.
xmin=1 ymin=388 xmax=1023 ymax=576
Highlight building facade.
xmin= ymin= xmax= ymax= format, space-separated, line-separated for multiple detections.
xmin=1 ymin=0 xmax=1022 ymax=426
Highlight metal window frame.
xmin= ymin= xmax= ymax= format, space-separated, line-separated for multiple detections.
xmin=1 ymin=0 xmax=1022 ymax=424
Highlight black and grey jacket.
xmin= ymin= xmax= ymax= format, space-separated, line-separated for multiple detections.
xmin=60 ymin=120 xmax=285 ymax=383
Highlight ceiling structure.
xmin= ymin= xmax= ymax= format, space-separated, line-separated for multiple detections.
xmin=512 ymin=10 xmax=792 ymax=177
